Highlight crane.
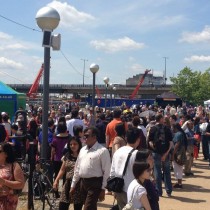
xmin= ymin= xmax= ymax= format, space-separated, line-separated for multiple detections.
xmin=129 ymin=69 xmax=151 ymax=99
xmin=95 ymin=86 xmax=102 ymax=98
xmin=27 ymin=64 xmax=44 ymax=98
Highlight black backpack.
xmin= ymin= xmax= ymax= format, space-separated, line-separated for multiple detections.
xmin=152 ymin=124 xmax=170 ymax=155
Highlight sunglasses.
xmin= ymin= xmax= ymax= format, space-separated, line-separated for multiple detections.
xmin=84 ymin=134 xmax=95 ymax=138
xmin=84 ymin=134 xmax=91 ymax=138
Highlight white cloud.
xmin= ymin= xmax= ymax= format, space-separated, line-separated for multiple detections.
xmin=48 ymin=1 xmax=95 ymax=30
xmin=6 ymin=43 xmax=28 ymax=50
xmin=0 ymin=32 xmax=12 ymax=40
xmin=180 ymin=25 xmax=210 ymax=43
xmin=90 ymin=37 xmax=145 ymax=53
xmin=184 ymin=55 xmax=210 ymax=63
xmin=130 ymin=63 xmax=145 ymax=72
xmin=0 ymin=57 xmax=24 ymax=69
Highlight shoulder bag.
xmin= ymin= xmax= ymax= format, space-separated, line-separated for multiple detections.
xmin=106 ymin=148 xmax=135 ymax=193
xmin=174 ymin=136 xmax=187 ymax=166
xmin=122 ymin=183 xmax=145 ymax=210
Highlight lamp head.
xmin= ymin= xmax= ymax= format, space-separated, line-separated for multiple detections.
xmin=90 ymin=63 xmax=99 ymax=74
xmin=36 ymin=6 xmax=60 ymax=31
xmin=103 ymin=77 xmax=109 ymax=84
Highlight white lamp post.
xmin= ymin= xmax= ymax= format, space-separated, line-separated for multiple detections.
xmin=35 ymin=7 xmax=60 ymax=160
xmin=90 ymin=63 xmax=99 ymax=116
xmin=109 ymin=83 xmax=113 ymax=108
xmin=103 ymin=77 xmax=109 ymax=111
xmin=113 ymin=86 xmax=117 ymax=106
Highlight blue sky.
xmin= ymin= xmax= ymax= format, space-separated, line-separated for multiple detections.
xmin=1 ymin=0 xmax=210 ymax=85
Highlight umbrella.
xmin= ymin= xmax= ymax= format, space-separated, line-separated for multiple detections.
xmin=139 ymin=110 xmax=156 ymax=118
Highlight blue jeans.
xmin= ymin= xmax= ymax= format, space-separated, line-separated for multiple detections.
xmin=152 ymin=153 xmax=172 ymax=196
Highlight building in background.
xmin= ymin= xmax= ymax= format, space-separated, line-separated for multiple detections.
xmin=126 ymin=73 xmax=164 ymax=86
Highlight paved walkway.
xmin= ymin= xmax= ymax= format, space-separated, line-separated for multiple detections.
xmin=17 ymin=156 xmax=210 ymax=210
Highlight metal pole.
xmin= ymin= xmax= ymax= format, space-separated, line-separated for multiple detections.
xmin=110 ymin=89 xmax=112 ymax=108
xmin=105 ymin=85 xmax=107 ymax=111
xmin=92 ymin=72 xmax=96 ymax=117
xmin=163 ymin=57 xmax=168 ymax=85
xmin=41 ymin=46 xmax=51 ymax=160
xmin=81 ymin=59 xmax=88 ymax=87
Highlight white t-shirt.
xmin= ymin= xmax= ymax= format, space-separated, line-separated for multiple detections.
xmin=66 ymin=118 xmax=84 ymax=136
xmin=127 ymin=179 xmax=147 ymax=209
xmin=110 ymin=146 xmax=138 ymax=192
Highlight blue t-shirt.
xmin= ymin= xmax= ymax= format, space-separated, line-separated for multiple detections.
xmin=38 ymin=128 xmax=53 ymax=144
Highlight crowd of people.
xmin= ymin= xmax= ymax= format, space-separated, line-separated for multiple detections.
xmin=0 ymin=102 xmax=209 ymax=210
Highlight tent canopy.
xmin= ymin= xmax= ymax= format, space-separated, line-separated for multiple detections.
xmin=156 ymin=92 xmax=182 ymax=107
xmin=0 ymin=81 xmax=26 ymax=119
xmin=204 ymin=99 xmax=210 ymax=105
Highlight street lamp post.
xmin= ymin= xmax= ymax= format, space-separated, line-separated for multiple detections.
xmin=109 ymin=83 xmax=113 ymax=108
xmin=81 ymin=58 xmax=88 ymax=87
xmin=90 ymin=63 xmax=99 ymax=117
xmin=35 ymin=7 xmax=60 ymax=210
xmin=163 ymin=57 xmax=168 ymax=85
xmin=113 ymin=86 xmax=116 ymax=106
xmin=36 ymin=6 xmax=60 ymax=159
xmin=103 ymin=77 xmax=109 ymax=111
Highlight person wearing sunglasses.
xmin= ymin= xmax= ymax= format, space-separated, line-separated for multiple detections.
xmin=70 ymin=126 xmax=111 ymax=210
xmin=0 ymin=143 xmax=25 ymax=210
xmin=126 ymin=161 xmax=152 ymax=210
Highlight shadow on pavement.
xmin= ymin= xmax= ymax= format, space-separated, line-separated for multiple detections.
xmin=173 ymin=183 xmax=210 ymax=193
xmin=172 ymin=195 xmax=206 ymax=203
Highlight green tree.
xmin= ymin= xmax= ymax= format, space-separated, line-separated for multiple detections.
xmin=170 ymin=66 xmax=210 ymax=105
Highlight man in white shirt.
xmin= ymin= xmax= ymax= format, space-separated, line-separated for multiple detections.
xmin=110 ymin=127 xmax=140 ymax=210
xmin=66 ymin=109 xmax=84 ymax=136
xmin=70 ymin=126 xmax=111 ymax=210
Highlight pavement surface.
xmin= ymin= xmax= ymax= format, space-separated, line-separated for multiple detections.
xmin=17 ymin=156 xmax=210 ymax=210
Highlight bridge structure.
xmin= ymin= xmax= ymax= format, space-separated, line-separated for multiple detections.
xmin=8 ymin=84 xmax=171 ymax=99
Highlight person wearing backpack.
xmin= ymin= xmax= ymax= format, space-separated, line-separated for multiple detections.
xmin=147 ymin=114 xmax=173 ymax=197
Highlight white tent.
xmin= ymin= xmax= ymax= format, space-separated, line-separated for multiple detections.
xmin=204 ymin=99 xmax=210 ymax=105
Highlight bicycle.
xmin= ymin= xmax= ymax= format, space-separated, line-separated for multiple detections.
xmin=32 ymin=159 xmax=58 ymax=210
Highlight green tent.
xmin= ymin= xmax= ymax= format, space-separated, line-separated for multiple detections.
xmin=0 ymin=81 xmax=26 ymax=120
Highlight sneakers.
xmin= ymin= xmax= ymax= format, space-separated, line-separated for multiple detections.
xmin=173 ymin=183 xmax=182 ymax=188
xmin=166 ymin=193 xmax=172 ymax=197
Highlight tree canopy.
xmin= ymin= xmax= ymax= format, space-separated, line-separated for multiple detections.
xmin=170 ymin=66 xmax=210 ymax=105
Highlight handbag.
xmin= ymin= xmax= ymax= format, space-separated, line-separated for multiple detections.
xmin=110 ymin=198 xmax=119 ymax=210
xmin=174 ymin=145 xmax=186 ymax=166
xmin=194 ymin=134 xmax=201 ymax=142
xmin=122 ymin=184 xmax=145 ymax=210
xmin=106 ymin=148 xmax=135 ymax=193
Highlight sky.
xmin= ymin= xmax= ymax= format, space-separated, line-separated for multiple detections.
xmin=1 ymin=0 xmax=210 ymax=85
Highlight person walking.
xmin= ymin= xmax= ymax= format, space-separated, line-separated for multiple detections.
xmin=106 ymin=108 xmax=124 ymax=156
xmin=184 ymin=120 xmax=195 ymax=176
xmin=171 ymin=123 xmax=187 ymax=188
xmin=70 ymin=127 xmax=111 ymax=210
xmin=53 ymin=136 xmax=83 ymax=210
xmin=135 ymin=149 xmax=159 ymax=210
xmin=66 ymin=109 xmax=84 ymax=136
xmin=110 ymin=127 xmax=140 ymax=209
xmin=127 ymin=161 xmax=152 ymax=210
xmin=147 ymin=114 xmax=173 ymax=197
